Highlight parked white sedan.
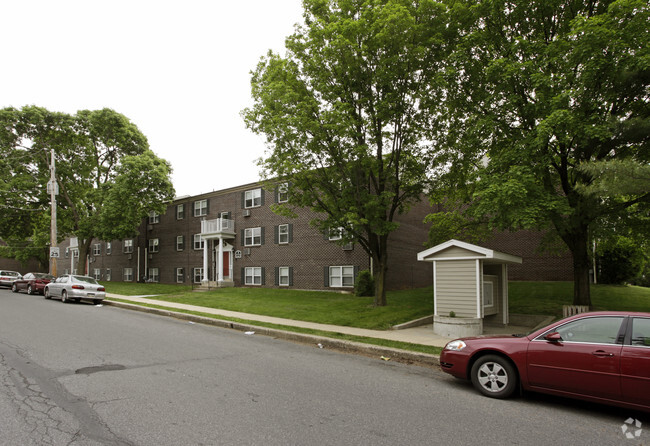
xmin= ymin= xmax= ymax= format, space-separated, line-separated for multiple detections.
xmin=44 ymin=275 xmax=106 ymax=305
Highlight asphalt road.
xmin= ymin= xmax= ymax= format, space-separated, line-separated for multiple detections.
xmin=0 ymin=288 xmax=647 ymax=446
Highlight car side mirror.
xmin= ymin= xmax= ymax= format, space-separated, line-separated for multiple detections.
xmin=545 ymin=332 xmax=562 ymax=342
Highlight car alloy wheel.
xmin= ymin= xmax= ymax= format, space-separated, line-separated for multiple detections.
xmin=44 ymin=288 xmax=51 ymax=299
xmin=11 ymin=283 xmax=18 ymax=293
xmin=470 ymin=354 xmax=517 ymax=399
xmin=27 ymin=285 xmax=34 ymax=295
xmin=61 ymin=290 xmax=68 ymax=303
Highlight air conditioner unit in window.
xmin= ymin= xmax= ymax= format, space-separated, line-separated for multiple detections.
xmin=242 ymin=209 xmax=251 ymax=217
xmin=342 ymin=243 xmax=354 ymax=251
xmin=244 ymin=247 xmax=251 ymax=255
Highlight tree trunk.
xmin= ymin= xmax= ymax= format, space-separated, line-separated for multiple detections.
xmin=373 ymin=236 xmax=389 ymax=307
xmin=76 ymin=238 xmax=92 ymax=276
xmin=571 ymin=238 xmax=592 ymax=308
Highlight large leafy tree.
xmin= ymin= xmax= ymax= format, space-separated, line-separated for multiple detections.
xmin=434 ymin=0 xmax=650 ymax=306
xmin=0 ymin=106 xmax=175 ymax=273
xmin=243 ymin=0 xmax=450 ymax=306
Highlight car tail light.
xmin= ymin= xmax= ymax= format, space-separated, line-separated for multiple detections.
xmin=97 ymin=287 xmax=105 ymax=291
xmin=71 ymin=285 xmax=85 ymax=290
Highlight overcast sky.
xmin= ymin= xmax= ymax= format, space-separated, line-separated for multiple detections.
xmin=1 ymin=0 xmax=304 ymax=197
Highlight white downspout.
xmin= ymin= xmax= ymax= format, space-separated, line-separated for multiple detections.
xmin=202 ymin=237 xmax=208 ymax=283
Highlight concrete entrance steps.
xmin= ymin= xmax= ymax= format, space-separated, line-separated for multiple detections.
xmin=193 ymin=280 xmax=235 ymax=291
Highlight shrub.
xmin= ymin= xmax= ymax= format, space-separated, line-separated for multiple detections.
xmin=355 ymin=270 xmax=375 ymax=297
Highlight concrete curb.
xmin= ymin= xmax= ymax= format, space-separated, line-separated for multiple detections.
xmin=104 ymin=300 xmax=440 ymax=368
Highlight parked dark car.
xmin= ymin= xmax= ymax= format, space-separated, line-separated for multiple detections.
xmin=440 ymin=311 xmax=650 ymax=412
xmin=11 ymin=272 xmax=55 ymax=295
xmin=0 ymin=270 xmax=22 ymax=287
xmin=44 ymin=275 xmax=106 ymax=305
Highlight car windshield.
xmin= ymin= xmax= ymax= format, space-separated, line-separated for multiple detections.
xmin=34 ymin=273 xmax=55 ymax=280
xmin=72 ymin=275 xmax=99 ymax=285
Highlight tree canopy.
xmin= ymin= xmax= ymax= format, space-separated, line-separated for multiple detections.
xmin=243 ymin=0 xmax=451 ymax=306
xmin=0 ymin=106 xmax=175 ymax=272
xmin=432 ymin=0 xmax=650 ymax=306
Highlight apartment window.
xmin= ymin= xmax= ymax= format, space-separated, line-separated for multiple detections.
xmin=193 ymin=267 xmax=204 ymax=283
xmin=277 ymin=266 xmax=292 ymax=286
xmin=277 ymin=183 xmax=288 ymax=203
xmin=244 ymin=188 xmax=262 ymax=208
xmin=177 ymin=203 xmax=185 ymax=220
xmin=276 ymin=224 xmax=292 ymax=244
xmin=106 ymin=242 xmax=112 ymax=255
xmin=149 ymin=267 xmax=159 ymax=283
xmin=65 ymin=247 xmax=70 ymax=258
xmin=124 ymin=267 xmax=134 ymax=282
xmin=483 ymin=279 xmax=495 ymax=308
xmin=244 ymin=267 xmax=263 ymax=285
xmin=123 ymin=239 xmax=134 ymax=254
xmin=329 ymin=266 xmax=354 ymax=288
xmin=329 ymin=227 xmax=344 ymax=241
xmin=176 ymin=235 xmax=184 ymax=251
xmin=106 ymin=268 xmax=111 ymax=281
xmin=149 ymin=238 xmax=160 ymax=253
xmin=194 ymin=199 xmax=208 ymax=217
xmin=176 ymin=267 xmax=184 ymax=283
xmin=148 ymin=211 xmax=160 ymax=224
xmin=93 ymin=268 xmax=101 ymax=280
xmin=93 ymin=243 xmax=101 ymax=256
xmin=244 ymin=227 xmax=262 ymax=246
xmin=193 ymin=234 xmax=204 ymax=250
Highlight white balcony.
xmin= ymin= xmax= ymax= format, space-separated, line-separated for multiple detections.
xmin=200 ymin=218 xmax=235 ymax=239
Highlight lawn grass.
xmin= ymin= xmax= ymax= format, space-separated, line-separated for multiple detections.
xmin=102 ymin=281 xmax=650 ymax=330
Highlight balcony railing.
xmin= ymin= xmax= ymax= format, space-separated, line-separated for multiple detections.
xmin=200 ymin=218 xmax=235 ymax=237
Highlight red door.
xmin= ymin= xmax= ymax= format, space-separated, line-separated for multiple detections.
xmin=222 ymin=252 xmax=230 ymax=278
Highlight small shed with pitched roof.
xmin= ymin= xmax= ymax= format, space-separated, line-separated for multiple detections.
xmin=417 ymin=239 xmax=523 ymax=337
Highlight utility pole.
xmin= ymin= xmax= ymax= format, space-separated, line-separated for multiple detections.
xmin=49 ymin=148 xmax=58 ymax=276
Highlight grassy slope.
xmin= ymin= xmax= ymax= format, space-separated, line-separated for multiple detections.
xmin=103 ymin=281 xmax=650 ymax=330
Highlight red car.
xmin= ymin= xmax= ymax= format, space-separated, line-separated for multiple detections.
xmin=440 ymin=311 xmax=650 ymax=412
xmin=11 ymin=272 xmax=55 ymax=295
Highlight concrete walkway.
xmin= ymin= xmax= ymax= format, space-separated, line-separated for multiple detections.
xmin=105 ymin=294 xmax=532 ymax=349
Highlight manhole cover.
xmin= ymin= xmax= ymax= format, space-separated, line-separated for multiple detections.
xmin=75 ymin=364 xmax=126 ymax=375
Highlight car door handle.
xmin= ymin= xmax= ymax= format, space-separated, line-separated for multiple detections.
xmin=591 ymin=350 xmax=614 ymax=357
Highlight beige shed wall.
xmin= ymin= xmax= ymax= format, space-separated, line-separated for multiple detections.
xmin=435 ymin=260 xmax=477 ymax=318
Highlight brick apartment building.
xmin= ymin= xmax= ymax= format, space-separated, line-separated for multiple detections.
xmin=5 ymin=181 xmax=573 ymax=289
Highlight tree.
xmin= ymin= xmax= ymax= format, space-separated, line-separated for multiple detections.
xmin=0 ymin=106 xmax=175 ymax=273
xmin=243 ymin=0 xmax=450 ymax=306
xmin=434 ymin=0 xmax=650 ymax=306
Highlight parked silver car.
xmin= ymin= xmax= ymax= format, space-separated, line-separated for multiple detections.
xmin=0 ymin=270 xmax=22 ymax=287
xmin=44 ymin=275 xmax=106 ymax=305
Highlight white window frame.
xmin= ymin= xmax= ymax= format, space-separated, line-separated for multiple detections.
xmin=245 ymin=267 xmax=262 ymax=285
xmin=176 ymin=204 xmax=185 ymax=220
xmin=149 ymin=238 xmax=160 ymax=253
xmin=194 ymin=199 xmax=208 ymax=217
xmin=245 ymin=188 xmax=262 ymax=208
xmin=483 ymin=278 xmax=495 ymax=308
xmin=278 ymin=224 xmax=289 ymax=244
xmin=176 ymin=267 xmax=184 ymax=283
xmin=123 ymin=267 xmax=134 ymax=282
xmin=244 ymin=227 xmax=262 ymax=246
xmin=123 ymin=239 xmax=134 ymax=254
xmin=329 ymin=227 xmax=344 ymax=241
xmin=105 ymin=268 xmax=111 ymax=281
xmin=93 ymin=268 xmax=101 ymax=280
xmin=93 ymin=243 xmax=101 ymax=256
xmin=106 ymin=242 xmax=112 ymax=255
xmin=149 ymin=211 xmax=160 ymax=224
xmin=193 ymin=267 xmax=204 ymax=283
xmin=193 ymin=234 xmax=204 ymax=250
xmin=149 ymin=267 xmax=159 ymax=283
xmin=176 ymin=235 xmax=184 ymax=251
xmin=330 ymin=266 xmax=354 ymax=288
xmin=277 ymin=183 xmax=288 ymax=203
xmin=278 ymin=266 xmax=290 ymax=286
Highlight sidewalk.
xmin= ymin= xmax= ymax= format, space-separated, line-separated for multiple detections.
xmin=105 ymin=294 xmax=454 ymax=347
xmin=103 ymin=294 xmax=535 ymax=367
